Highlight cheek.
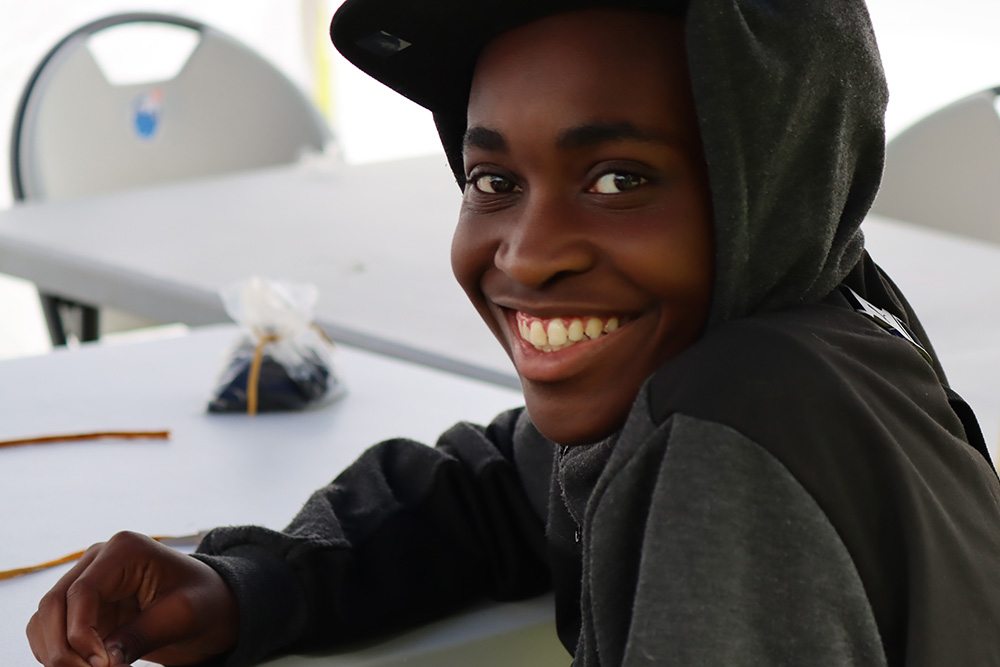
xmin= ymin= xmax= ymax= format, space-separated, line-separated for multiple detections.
xmin=673 ymin=211 xmax=715 ymax=308
xmin=654 ymin=224 xmax=713 ymax=292
xmin=662 ymin=235 xmax=714 ymax=337
xmin=612 ymin=207 xmax=714 ymax=332
xmin=452 ymin=214 xmax=513 ymax=348
xmin=450 ymin=211 xmax=494 ymax=302
xmin=642 ymin=192 xmax=715 ymax=300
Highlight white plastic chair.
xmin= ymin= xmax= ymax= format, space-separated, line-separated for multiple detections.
xmin=9 ymin=12 xmax=333 ymax=345
xmin=871 ymin=86 xmax=1000 ymax=243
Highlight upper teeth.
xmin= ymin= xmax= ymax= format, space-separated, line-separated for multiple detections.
xmin=517 ymin=313 xmax=621 ymax=352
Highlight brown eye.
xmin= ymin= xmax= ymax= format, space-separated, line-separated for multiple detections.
xmin=472 ymin=173 xmax=521 ymax=194
xmin=590 ymin=172 xmax=648 ymax=194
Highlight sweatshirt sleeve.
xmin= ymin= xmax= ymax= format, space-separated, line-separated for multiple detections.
xmin=577 ymin=413 xmax=888 ymax=667
xmin=193 ymin=407 xmax=553 ymax=667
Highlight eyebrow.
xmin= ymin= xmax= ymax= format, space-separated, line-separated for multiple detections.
xmin=556 ymin=121 xmax=675 ymax=150
xmin=462 ymin=121 xmax=677 ymax=154
xmin=463 ymin=126 xmax=508 ymax=153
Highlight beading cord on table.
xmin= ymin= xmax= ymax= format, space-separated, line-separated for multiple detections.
xmin=0 ymin=532 xmax=207 ymax=581
xmin=0 ymin=430 xmax=170 ymax=449
xmin=0 ymin=430 xmax=173 ymax=580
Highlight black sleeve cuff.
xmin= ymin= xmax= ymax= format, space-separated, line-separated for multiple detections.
xmin=192 ymin=545 xmax=308 ymax=667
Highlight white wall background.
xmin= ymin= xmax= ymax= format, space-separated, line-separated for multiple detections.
xmin=0 ymin=0 xmax=999 ymax=358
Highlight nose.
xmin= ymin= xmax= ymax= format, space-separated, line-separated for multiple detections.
xmin=495 ymin=195 xmax=598 ymax=288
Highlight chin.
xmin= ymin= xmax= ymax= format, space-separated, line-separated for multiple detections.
xmin=523 ymin=388 xmax=630 ymax=447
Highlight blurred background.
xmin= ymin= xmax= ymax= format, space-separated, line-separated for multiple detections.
xmin=1 ymin=0 xmax=999 ymax=359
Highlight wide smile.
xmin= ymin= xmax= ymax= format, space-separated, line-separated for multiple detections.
xmin=496 ymin=306 xmax=644 ymax=384
xmin=515 ymin=311 xmax=628 ymax=353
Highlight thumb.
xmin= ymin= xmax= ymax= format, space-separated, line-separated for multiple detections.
xmin=101 ymin=594 xmax=197 ymax=666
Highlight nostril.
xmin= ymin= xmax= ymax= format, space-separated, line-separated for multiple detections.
xmin=495 ymin=235 xmax=596 ymax=288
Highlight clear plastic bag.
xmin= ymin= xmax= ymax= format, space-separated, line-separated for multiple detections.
xmin=207 ymin=278 xmax=345 ymax=414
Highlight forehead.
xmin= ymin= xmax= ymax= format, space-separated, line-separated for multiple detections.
xmin=466 ymin=9 xmax=695 ymax=143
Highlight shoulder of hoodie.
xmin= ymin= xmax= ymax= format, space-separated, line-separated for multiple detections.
xmin=637 ymin=294 xmax=1000 ymax=540
xmin=616 ymin=297 xmax=1000 ymax=661
xmin=640 ymin=296 xmax=982 ymax=496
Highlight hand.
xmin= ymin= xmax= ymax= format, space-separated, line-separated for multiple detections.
xmin=27 ymin=531 xmax=239 ymax=667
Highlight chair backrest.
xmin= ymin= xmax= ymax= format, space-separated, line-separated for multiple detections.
xmin=871 ymin=87 xmax=1000 ymax=243
xmin=10 ymin=12 xmax=332 ymax=202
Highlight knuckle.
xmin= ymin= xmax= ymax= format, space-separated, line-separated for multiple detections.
xmin=25 ymin=613 xmax=43 ymax=650
xmin=109 ymin=529 xmax=143 ymax=545
xmin=83 ymin=539 xmax=107 ymax=554
xmin=64 ymin=575 xmax=95 ymax=602
xmin=47 ymin=646 xmax=80 ymax=667
xmin=107 ymin=530 xmax=154 ymax=553
xmin=64 ymin=623 xmax=91 ymax=649
xmin=37 ymin=587 xmax=65 ymax=614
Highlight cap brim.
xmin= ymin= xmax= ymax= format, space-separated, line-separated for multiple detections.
xmin=331 ymin=0 xmax=525 ymax=115
xmin=331 ymin=0 xmax=684 ymax=116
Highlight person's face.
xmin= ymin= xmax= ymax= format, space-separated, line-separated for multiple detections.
xmin=452 ymin=9 xmax=714 ymax=446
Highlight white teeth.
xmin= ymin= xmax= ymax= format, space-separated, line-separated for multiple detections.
xmin=516 ymin=313 xmax=626 ymax=352
xmin=547 ymin=320 xmax=568 ymax=346
xmin=529 ymin=320 xmax=547 ymax=347
xmin=585 ymin=317 xmax=604 ymax=340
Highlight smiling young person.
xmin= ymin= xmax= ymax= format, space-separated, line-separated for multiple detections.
xmin=453 ymin=11 xmax=714 ymax=447
xmin=27 ymin=1 xmax=1000 ymax=667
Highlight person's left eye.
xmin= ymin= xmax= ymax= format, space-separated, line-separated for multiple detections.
xmin=588 ymin=172 xmax=648 ymax=194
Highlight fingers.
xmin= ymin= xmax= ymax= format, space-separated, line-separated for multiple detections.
xmin=62 ymin=532 xmax=153 ymax=665
xmin=103 ymin=591 xmax=206 ymax=665
xmin=28 ymin=543 xmax=107 ymax=667
xmin=26 ymin=612 xmax=99 ymax=667
xmin=65 ymin=532 xmax=173 ymax=665
xmin=28 ymin=532 xmax=171 ymax=667
xmin=28 ymin=531 xmax=238 ymax=667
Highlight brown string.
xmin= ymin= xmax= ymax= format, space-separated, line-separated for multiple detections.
xmin=0 ymin=431 xmax=174 ymax=581
xmin=0 ymin=431 xmax=170 ymax=449
xmin=247 ymin=332 xmax=280 ymax=416
xmin=0 ymin=533 xmax=204 ymax=582
xmin=245 ymin=326 xmax=335 ymax=416
xmin=0 ymin=550 xmax=86 ymax=581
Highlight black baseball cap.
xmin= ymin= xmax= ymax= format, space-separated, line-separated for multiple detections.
xmin=330 ymin=0 xmax=687 ymax=181
xmin=331 ymin=0 xmax=687 ymax=115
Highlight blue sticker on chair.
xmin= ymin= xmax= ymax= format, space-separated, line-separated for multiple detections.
xmin=132 ymin=88 xmax=164 ymax=140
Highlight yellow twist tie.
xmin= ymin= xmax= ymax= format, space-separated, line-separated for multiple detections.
xmin=246 ymin=331 xmax=281 ymax=416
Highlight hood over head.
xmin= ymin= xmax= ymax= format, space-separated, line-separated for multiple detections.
xmin=332 ymin=0 xmax=940 ymax=368
xmin=682 ymin=0 xmax=886 ymax=323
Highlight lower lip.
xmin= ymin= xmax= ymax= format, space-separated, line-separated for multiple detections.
xmin=503 ymin=311 xmax=632 ymax=383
